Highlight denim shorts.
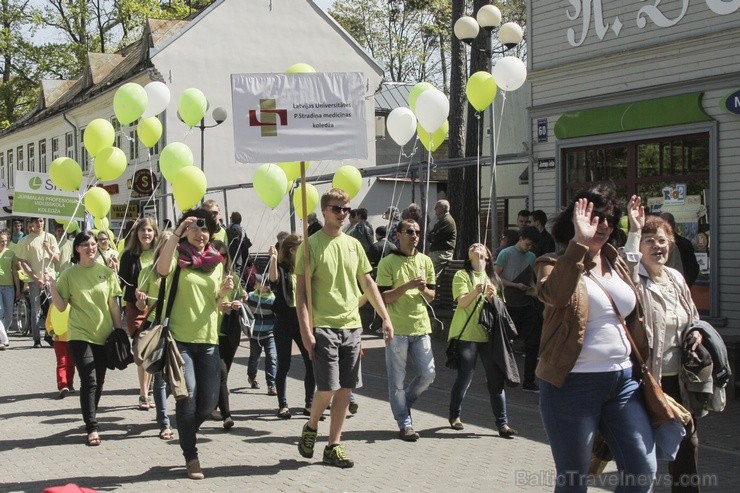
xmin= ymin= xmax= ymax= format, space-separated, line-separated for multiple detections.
xmin=312 ymin=327 xmax=362 ymax=391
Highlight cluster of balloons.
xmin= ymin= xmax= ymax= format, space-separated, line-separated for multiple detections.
xmin=386 ymin=82 xmax=450 ymax=152
xmin=466 ymin=56 xmax=527 ymax=112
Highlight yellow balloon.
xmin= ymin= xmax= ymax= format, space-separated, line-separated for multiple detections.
xmin=293 ymin=183 xmax=319 ymax=218
xmin=417 ymin=120 xmax=449 ymax=152
xmin=253 ymin=164 xmax=288 ymax=209
xmin=49 ymin=157 xmax=83 ymax=191
xmin=466 ymin=71 xmax=497 ymax=112
xmin=50 ymin=305 xmax=70 ymax=337
xmin=94 ymin=216 xmax=110 ymax=231
xmin=178 ymin=88 xmax=208 ymax=128
xmin=93 ymin=147 xmax=127 ymax=181
xmin=286 ymin=63 xmax=316 ymax=74
xmin=137 ymin=116 xmax=163 ymax=148
xmin=278 ymin=161 xmax=308 ymax=182
xmin=84 ymin=118 xmax=115 ymax=158
xmin=332 ymin=165 xmax=362 ymax=199
xmin=159 ymin=142 xmax=194 ymax=183
xmin=172 ymin=166 xmax=207 ymax=211
xmin=84 ymin=187 xmax=112 ymax=218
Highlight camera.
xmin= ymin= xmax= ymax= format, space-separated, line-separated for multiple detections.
xmin=195 ymin=218 xmax=206 ymax=228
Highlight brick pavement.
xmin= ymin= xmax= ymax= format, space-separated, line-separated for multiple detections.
xmin=0 ymin=331 xmax=737 ymax=493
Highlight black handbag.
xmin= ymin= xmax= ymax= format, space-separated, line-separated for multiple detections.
xmin=445 ymin=293 xmax=482 ymax=370
xmin=221 ymin=301 xmax=255 ymax=348
xmin=105 ymin=328 xmax=134 ymax=370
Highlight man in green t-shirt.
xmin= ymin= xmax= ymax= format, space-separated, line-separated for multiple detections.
xmin=376 ymin=219 xmax=436 ymax=442
xmin=296 ymin=188 xmax=393 ymax=469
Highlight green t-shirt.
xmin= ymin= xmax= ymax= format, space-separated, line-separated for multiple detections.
xmin=138 ymin=265 xmax=162 ymax=323
xmin=295 ymin=231 xmax=371 ymax=329
xmin=0 ymin=248 xmax=16 ymax=286
xmin=212 ymin=227 xmax=227 ymax=244
xmin=15 ymin=231 xmax=58 ymax=275
xmin=56 ymin=262 xmax=123 ymax=345
xmin=376 ymin=251 xmax=435 ymax=336
xmin=165 ymin=253 xmax=224 ymax=344
xmin=448 ymin=270 xmax=497 ymax=343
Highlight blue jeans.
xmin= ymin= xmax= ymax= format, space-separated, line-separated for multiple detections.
xmin=385 ymin=334 xmax=436 ymax=430
xmin=539 ymin=367 xmax=656 ymax=493
xmin=448 ymin=340 xmax=508 ymax=428
xmin=153 ymin=372 xmax=170 ymax=429
xmin=247 ymin=334 xmax=277 ymax=387
xmin=175 ymin=342 xmax=221 ymax=461
xmin=0 ymin=285 xmax=12 ymax=344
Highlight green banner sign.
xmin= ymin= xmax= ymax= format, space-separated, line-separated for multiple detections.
xmin=13 ymin=171 xmax=85 ymax=220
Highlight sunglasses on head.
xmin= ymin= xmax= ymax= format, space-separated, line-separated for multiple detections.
xmin=403 ymin=229 xmax=420 ymax=236
xmin=329 ymin=205 xmax=352 ymax=214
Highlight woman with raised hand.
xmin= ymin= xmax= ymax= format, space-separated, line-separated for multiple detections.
xmin=119 ymin=218 xmax=159 ymax=411
xmin=626 ymin=197 xmax=703 ymax=493
xmin=45 ymin=231 xmax=123 ymax=446
xmin=156 ymin=208 xmax=232 ymax=480
xmin=447 ymin=242 xmax=518 ymax=438
xmin=268 ymin=234 xmax=315 ymax=419
xmin=535 ymin=183 xmax=656 ymax=492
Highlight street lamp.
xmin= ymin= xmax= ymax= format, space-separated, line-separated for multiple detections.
xmin=454 ymin=4 xmax=523 ymax=246
xmin=199 ymin=106 xmax=228 ymax=172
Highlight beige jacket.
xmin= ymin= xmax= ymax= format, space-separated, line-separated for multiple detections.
xmin=535 ymin=240 xmax=649 ymax=387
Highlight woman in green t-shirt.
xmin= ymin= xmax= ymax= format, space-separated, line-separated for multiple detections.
xmin=448 ymin=243 xmax=517 ymax=438
xmin=156 ymin=208 xmax=232 ymax=480
xmin=0 ymin=230 xmax=20 ymax=348
xmin=46 ymin=231 xmax=123 ymax=446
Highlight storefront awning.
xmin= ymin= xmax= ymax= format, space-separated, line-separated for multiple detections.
xmin=554 ymin=93 xmax=712 ymax=140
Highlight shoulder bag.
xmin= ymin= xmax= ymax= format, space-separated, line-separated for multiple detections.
xmin=445 ymin=273 xmax=483 ymax=370
xmin=135 ymin=266 xmax=181 ymax=374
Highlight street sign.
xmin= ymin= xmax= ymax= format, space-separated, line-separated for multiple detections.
xmin=723 ymin=90 xmax=740 ymax=115
xmin=537 ymin=118 xmax=548 ymax=142
xmin=538 ymin=158 xmax=555 ymax=170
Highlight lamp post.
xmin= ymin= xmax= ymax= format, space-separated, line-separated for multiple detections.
xmin=198 ymin=106 xmax=228 ymax=173
xmin=454 ymin=4 xmax=523 ymax=246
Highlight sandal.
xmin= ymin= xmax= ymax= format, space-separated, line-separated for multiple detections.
xmin=159 ymin=427 xmax=174 ymax=440
xmin=138 ymin=395 xmax=149 ymax=411
xmin=148 ymin=395 xmax=155 ymax=409
xmin=87 ymin=431 xmax=101 ymax=446
xmin=277 ymin=407 xmax=292 ymax=419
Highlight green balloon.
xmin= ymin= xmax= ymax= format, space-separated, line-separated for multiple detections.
xmin=286 ymin=63 xmax=316 ymax=74
xmin=49 ymin=157 xmax=83 ymax=191
xmin=113 ymin=83 xmax=147 ymax=125
xmin=408 ymin=82 xmax=434 ymax=113
xmin=93 ymin=216 xmax=110 ymax=232
xmin=178 ymin=88 xmax=208 ymax=128
xmin=332 ymin=165 xmax=362 ymax=199
xmin=466 ymin=71 xmax=497 ymax=112
xmin=417 ymin=120 xmax=449 ymax=152
xmin=84 ymin=119 xmax=115 ymax=158
xmin=94 ymin=146 xmax=127 ymax=181
xmin=293 ymin=183 xmax=319 ymax=218
xmin=253 ymin=164 xmax=288 ymax=209
xmin=159 ymin=142 xmax=194 ymax=183
xmin=172 ymin=166 xmax=207 ymax=211
xmin=137 ymin=116 xmax=163 ymax=148
xmin=278 ymin=161 xmax=307 ymax=182
xmin=84 ymin=187 xmax=112 ymax=218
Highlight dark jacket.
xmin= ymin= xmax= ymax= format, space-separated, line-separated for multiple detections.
xmin=427 ymin=213 xmax=457 ymax=252
xmin=118 ymin=250 xmax=142 ymax=304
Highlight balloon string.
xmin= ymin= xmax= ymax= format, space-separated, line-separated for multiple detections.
xmin=476 ymin=112 xmax=482 ymax=245
xmin=483 ymin=91 xmax=508 ymax=252
xmin=117 ymin=157 xmax=140 ymax=243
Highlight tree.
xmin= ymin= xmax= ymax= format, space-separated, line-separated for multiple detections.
xmin=329 ymin=0 xmax=451 ymax=87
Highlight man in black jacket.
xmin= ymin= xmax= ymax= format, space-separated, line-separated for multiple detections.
xmin=226 ymin=212 xmax=252 ymax=273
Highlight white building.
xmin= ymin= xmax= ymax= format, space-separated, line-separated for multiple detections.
xmin=0 ymin=0 xmax=383 ymax=251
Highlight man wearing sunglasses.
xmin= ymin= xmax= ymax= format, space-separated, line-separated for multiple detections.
xmin=376 ymin=219 xmax=436 ymax=442
xmin=295 ymin=188 xmax=393 ymax=469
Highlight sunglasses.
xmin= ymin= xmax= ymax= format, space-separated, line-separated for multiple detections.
xmin=329 ymin=205 xmax=352 ymax=214
xmin=591 ymin=211 xmax=618 ymax=227
xmin=403 ymin=229 xmax=420 ymax=236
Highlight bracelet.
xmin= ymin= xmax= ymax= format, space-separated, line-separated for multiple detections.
xmin=172 ymin=232 xmax=182 ymax=239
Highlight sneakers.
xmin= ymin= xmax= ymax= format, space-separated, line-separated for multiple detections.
xmin=248 ymin=377 xmax=260 ymax=389
xmin=399 ymin=427 xmax=419 ymax=442
xmin=348 ymin=402 xmax=359 ymax=414
xmin=277 ymin=407 xmax=292 ymax=419
xmin=186 ymin=459 xmax=204 ymax=480
xmin=58 ymin=388 xmax=69 ymax=399
xmin=522 ymin=382 xmax=540 ymax=393
xmin=498 ymin=425 xmax=518 ymax=439
xmin=323 ymin=443 xmax=354 ymax=468
xmin=298 ymin=423 xmax=317 ymax=458
xmin=267 ymin=386 xmax=277 ymax=396
xmin=33 ymin=340 xmax=42 ymax=348
xmin=449 ymin=418 xmax=464 ymax=430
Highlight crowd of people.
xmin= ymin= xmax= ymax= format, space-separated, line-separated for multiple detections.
xmin=1 ymin=182 xmax=719 ymax=492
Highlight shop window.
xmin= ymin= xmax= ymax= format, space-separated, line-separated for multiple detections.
xmin=562 ymin=132 xmax=711 ymax=314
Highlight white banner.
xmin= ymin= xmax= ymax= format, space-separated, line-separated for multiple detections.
xmin=12 ymin=171 xmax=86 ymax=220
xmin=231 ymin=72 xmax=368 ymax=163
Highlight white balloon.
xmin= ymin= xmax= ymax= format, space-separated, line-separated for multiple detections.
xmin=414 ymin=89 xmax=449 ymax=133
xmin=142 ymin=81 xmax=171 ymax=118
xmin=386 ymin=107 xmax=417 ymax=146
xmin=491 ymin=56 xmax=527 ymax=92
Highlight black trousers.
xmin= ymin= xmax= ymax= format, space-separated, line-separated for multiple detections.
xmin=69 ymin=340 xmax=108 ymax=433
xmin=274 ymin=311 xmax=315 ymax=409
xmin=217 ymin=335 xmax=240 ymax=419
